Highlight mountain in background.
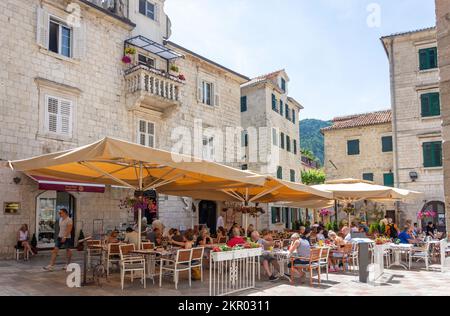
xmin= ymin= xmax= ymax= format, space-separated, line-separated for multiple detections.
xmin=299 ymin=119 xmax=332 ymax=166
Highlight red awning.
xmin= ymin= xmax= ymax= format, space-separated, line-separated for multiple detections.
xmin=29 ymin=176 xmax=105 ymax=193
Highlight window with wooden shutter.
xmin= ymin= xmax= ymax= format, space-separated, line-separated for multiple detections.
xmin=280 ymin=132 xmax=285 ymax=149
xmin=423 ymin=141 xmax=442 ymax=168
xmin=382 ymin=136 xmax=393 ymax=152
xmin=421 ymin=92 xmax=440 ymax=117
xmin=279 ymin=100 xmax=283 ymax=116
xmin=383 ymin=173 xmax=394 ymax=187
xmin=363 ymin=173 xmax=374 ymax=182
xmin=36 ymin=6 xmax=49 ymax=48
xmin=241 ymin=131 xmax=248 ymax=147
xmin=45 ymin=95 xmax=73 ymax=136
xmin=419 ymin=47 xmax=438 ymax=71
xmin=286 ymin=135 xmax=291 ymax=152
xmin=271 ymin=207 xmax=280 ymax=224
xmin=201 ymin=81 xmax=213 ymax=106
xmin=281 ymin=78 xmax=286 ymax=92
xmin=292 ymin=109 xmax=296 ymax=124
xmin=240 ymin=96 xmax=247 ymax=112
xmin=138 ymin=119 xmax=155 ymax=148
xmin=277 ymin=166 xmax=283 ymax=180
xmin=139 ymin=0 xmax=155 ymax=20
xmin=347 ymin=140 xmax=360 ymax=156
xmin=48 ymin=18 xmax=73 ymax=58
xmin=272 ymin=94 xmax=277 ymax=112
xmin=293 ymin=139 xmax=297 ymax=155
xmin=285 ymin=104 xmax=290 ymax=120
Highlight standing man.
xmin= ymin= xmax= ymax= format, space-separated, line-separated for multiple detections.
xmin=44 ymin=208 xmax=73 ymax=271
xmin=216 ymin=211 xmax=225 ymax=231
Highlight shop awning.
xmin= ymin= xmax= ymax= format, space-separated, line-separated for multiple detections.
xmin=125 ymin=35 xmax=184 ymax=60
xmin=29 ymin=175 xmax=106 ymax=193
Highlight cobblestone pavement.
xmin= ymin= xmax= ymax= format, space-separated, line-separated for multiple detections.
xmin=1 ymin=251 xmax=449 ymax=296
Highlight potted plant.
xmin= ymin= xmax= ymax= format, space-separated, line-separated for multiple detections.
xmin=170 ymin=64 xmax=179 ymax=73
xmin=178 ymin=74 xmax=186 ymax=81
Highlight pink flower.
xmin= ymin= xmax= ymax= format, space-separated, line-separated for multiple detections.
xmin=178 ymin=74 xmax=186 ymax=81
xmin=122 ymin=56 xmax=132 ymax=64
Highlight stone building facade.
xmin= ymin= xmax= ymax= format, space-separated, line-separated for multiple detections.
xmin=436 ymin=0 xmax=450 ymax=232
xmin=381 ymin=28 xmax=446 ymax=231
xmin=240 ymin=70 xmax=304 ymax=230
xmin=322 ymin=110 xmax=395 ymax=223
xmin=0 ymin=0 xmax=248 ymax=257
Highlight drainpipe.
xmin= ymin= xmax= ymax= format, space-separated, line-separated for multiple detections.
xmin=388 ymin=38 xmax=401 ymax=222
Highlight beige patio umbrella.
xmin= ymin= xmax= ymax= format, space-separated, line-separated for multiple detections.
xmin=163 ymin=176 xmax=334 ymax=234
xmin=6 ymin=137 xmax=267 ymax=248
xmin=311 ymin=178 xmax=423 ymax=226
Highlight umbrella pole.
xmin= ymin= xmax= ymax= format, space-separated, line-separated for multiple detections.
xmin=138 ymin=162 xmax=143 ymax=250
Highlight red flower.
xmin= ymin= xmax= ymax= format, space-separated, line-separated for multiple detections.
xmin=122 ymin=56 xmax=132 ymax=64
xmin=178 ymin=74 xmax=186 ymax=81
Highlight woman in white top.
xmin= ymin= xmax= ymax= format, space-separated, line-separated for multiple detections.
xmin=17 ymin=224 xmax=33 ymax=259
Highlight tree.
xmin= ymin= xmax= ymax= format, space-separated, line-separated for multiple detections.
xmin=301 ymin=169 xmax=326 ymax=185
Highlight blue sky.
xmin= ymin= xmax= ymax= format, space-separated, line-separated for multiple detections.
xmin=165 ymin=0 xmax=436 ymax=120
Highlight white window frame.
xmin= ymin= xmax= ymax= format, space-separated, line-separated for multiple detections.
xmin=44 ymin=95 xmax=73 ymax=137
xmin=138 ymin=53 xmax=155 ymax=68
xmin=202 ymin=80 xmax=214 ymax=106
xmin=137 ymin=119 xmax=156 ymax=148
xmin=202 ymin=136 xmax=215 ymax=161
xmin=48 ymin=17 xmax=72 ymax=58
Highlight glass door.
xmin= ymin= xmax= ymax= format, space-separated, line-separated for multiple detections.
xmin=36 ymin=191 xmax=57 ymax=248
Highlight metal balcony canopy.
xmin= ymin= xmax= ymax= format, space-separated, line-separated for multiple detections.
xmin=125 ymin=35 xmax=183 ymax=60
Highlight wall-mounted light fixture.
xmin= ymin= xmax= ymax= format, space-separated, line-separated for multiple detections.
xmin=409 ymin=171 xmax=418 ymax=182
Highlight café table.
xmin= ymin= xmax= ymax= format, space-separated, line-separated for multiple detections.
xmin=388 ymin=243 xmax=413 ymax=270
xmin=262 ymin=249 xmax=291 ymax=280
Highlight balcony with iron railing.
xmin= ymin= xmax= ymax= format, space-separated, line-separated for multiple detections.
xmin=125 ymin=64 xmax=184 ymax=113
xmin=80 ymin=0 xmax=131 ymax=21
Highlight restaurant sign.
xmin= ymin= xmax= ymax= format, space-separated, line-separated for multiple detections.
xmin=4 ymin=202 xmax=20 ymax=215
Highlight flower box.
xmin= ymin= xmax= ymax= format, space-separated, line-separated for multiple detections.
xmin=211 ymin=248 xmax=262 ymax=262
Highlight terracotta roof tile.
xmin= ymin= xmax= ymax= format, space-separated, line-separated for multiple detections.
xmin=321 ymin=110 xmax=392 ymax=132
xmin=241 ymin=69 xmax=284 ymax=88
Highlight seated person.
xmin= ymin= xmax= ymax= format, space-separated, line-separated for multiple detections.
xmin=196 ymin=228 xmax=213 ymax=246
xmin=106 ymin=230 xmax=119 ymax=244
xmin=342 ymin=226 xmax=352 ymax=242
xmin=424 ymin=222 xmax=436 ymax=239
xmin=170 ymin=231 xmax=195 ymax=249
xmin=286 ymin=233 xmax=311 ymax=280
xmin=247 ymin=224 xmax=255 ymax=238
xmin=328 ymin=231 xmax=347 ymax=272
xmin=316 ymin=228 xmax=326 ymax=241
xmin=216 ymin=226 xmax=227 ymax=243
xmin=251 ymin=231 xmax=279 ymax=281
xmin=398 ymin=226 xmax=418 ymax=244
xmin=227 ymin=227 xmax=246 ymax=247
xmin=146 ymin=227 xmax=161 ymax=245
xmin=124 ymin=227 xmax=139 ymax=248
xmin=17 ymin=224 xmax=33 ymax=258
xmin=169 ymin=228 xmax=184 ymax=243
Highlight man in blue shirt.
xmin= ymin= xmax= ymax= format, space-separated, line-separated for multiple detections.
xmin=398 ymin=226 xmax=416 ymax=244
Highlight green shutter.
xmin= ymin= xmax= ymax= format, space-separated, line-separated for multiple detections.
xmin=286 ymin=135 xmax=291 ymax=152
xmin=382 ymin=136 xmax=393 ymax=152
xmin=419 ymin=47 xmax=438 ymax=70
xmin=363 ymin=173 xmax=374 ymax=182
xmin=293 ymin=139 xmax=297 ymax=155
xmin=271 ymin=207 xmax=277 ymax=224
xmin=272 ymin=94 xmax=277 ymax=112
xmin=383 ymin=173 xmax=394 ymax=187
xmin=292 ymin=109 xmax=296 ymax=123
xmin=290 ymin=170 xmax=296 ymax=182
xmin=277 ymin=166 xmax=283 ymax=180
xmin=240 ymin=96 xmax=247 ymax=112
xmin=422 ymin=93 xmax=440 ymax=117
xmin=139 ymin=0 xmax=146 ymax=15
xmin=280 ymin=132 xmax=285 ymax=149
xmin=279 ymin=100 xmax=284 ymax=116
xmin=423 ymin=141 xmax=442 ymax=168
xmin=347 ymin=140 xmax=360 ymax=155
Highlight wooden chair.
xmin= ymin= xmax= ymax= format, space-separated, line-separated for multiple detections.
xmin=333 ymin=244 xmax=353 ymax=272
xmin=141 ymin=242 xmax=155 ymax=250
xmin=159 ymin=249 xmax=192 ymax=290
xmin=190 ymin=247 xmax=205 ymax=282
xmin=87 ymin=240 xmax=102 ymax=268
xmin=290 ymin=248 xmax=322 ymax=287
xmin=318 ymin=247 xmax=331 ymax=280
xmin=119 ymin=244 xmax=146 ymax=290
xmin=106 ymin=243 xmax=121 ymax=276
xmin=282 ymin=239 xmax=291 ymax=249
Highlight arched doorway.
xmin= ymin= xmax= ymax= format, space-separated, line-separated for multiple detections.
xmin=199 ymin=201 xmax=217 ymax=234
xmin=421 ymin=201 xmax=445 ymax=232
xmin=36 ymin=191 xmax=76 ymax=249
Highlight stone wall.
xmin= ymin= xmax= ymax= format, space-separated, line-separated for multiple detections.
xmin=383 ymin=28 xmax=445 ymax=227
xmin=0 ymin=0 xmax=246 ymax=257
xmin=436 ymin=0 xmax=450 ymax=232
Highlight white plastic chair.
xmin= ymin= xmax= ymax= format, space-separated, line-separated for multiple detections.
xmin=409 ymin=242 xmax=431 ymax=270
